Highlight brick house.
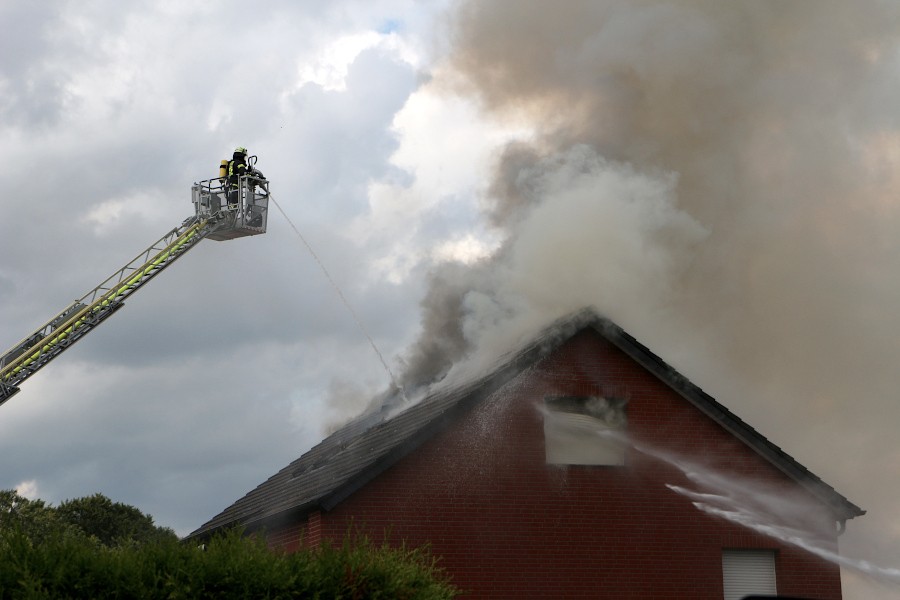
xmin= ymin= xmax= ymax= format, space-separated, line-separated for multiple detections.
xmin=189 ymin=309 xmax=863 ymax=599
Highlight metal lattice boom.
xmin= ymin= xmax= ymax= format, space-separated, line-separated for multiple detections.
xmin=0 ymin=175 xmax=269 ymax=406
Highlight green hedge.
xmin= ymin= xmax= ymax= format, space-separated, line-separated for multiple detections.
xmin=0 ymin=528 xmax=458 ymax=599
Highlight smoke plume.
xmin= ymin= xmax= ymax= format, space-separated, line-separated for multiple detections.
xmin=397 ymin=1 xmax=900 ymax=596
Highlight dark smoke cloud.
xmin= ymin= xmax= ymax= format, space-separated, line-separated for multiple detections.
xmin=404 ymin=0 xmax=900 ymax=408
xmin=397 ymin=1 xmax=900 ymax=596
xmin=437 ymin=0 xmax=900 ymax=373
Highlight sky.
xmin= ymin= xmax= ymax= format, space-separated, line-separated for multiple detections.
xmin=2 ymin=1 xmax=900 ymax=598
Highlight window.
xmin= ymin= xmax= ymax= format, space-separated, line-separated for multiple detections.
xmin=543 ymin=396 xmax=627 ymax=466
xmin=722 ymin=549 xmax=777 ymax=600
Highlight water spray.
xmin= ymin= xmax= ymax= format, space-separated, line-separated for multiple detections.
xmin=668 ymin=483 xmax=900 ymax=586
xmin=269 ymin=194 xmax=409 ymax=402
xmin=531 ymin=407 xmax=900 ymax=588
xmin=622 ymin=430 xmax=900 ymax=587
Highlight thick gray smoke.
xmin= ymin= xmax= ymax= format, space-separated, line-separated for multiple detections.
xmin=397 ymin=1 xmax=900 ymax=597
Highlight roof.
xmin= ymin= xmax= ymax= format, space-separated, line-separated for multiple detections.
xmin=188 ymin=308 xmax=864 ymax=539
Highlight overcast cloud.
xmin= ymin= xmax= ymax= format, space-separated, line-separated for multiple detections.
xmin=2 ymin=2 xmax=900 ymax=599
xmin=0 ymin=0 xmax=476 ymax=533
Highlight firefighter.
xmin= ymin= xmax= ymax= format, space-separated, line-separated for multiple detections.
xmin=226 ymin=146 xmax=249 ymax=207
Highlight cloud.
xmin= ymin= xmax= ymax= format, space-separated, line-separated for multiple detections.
xmin=15 ymin=480 xmax=40 ymax=501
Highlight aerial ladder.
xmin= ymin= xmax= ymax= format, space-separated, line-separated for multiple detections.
xmin=0 ymin=168 xmax=270 ymax=406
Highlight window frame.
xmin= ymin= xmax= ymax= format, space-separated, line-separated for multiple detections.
xmin=543 ymin=395 xmax=627 ymax=466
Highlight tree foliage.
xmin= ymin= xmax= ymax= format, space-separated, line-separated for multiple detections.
xmin=56 ymin=493 xmax=176 ymax=547
xmin=0 ymin=490 xmax=74 ymax=545
xmin=0 ymin=489 xmax=175 ymax=548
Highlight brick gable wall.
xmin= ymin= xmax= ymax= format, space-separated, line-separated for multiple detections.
xmin=268 ymin=329 xmax=843 ymax=599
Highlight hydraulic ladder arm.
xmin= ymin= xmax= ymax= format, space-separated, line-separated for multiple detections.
xmin=0 ymin=175 xmax=269 ymax=406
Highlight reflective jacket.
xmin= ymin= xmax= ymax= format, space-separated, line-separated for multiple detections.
xmin=227 ymin=153 xmax=248 ymax=188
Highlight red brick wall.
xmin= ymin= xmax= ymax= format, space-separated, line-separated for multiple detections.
xmin=270 ymin=329 xmax=844 ymax=599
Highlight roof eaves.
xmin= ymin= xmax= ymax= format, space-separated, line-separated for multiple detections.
xmin=320 ymin=338 xmax=558 ymax=510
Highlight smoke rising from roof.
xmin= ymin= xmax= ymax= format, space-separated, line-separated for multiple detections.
xmin=404 ymin=0 xmax=900 ymax=389
xmin=394 ymin=1 xmax=900 ymax=596
xmin=400 ymin=146 xmax=708 ymax=388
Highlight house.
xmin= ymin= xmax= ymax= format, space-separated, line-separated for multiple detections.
xmin=189 ymin=309 xmax=863 ymax=599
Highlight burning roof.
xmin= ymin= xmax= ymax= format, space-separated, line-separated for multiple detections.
xmin=189 ymin=308 xmax=863 ymax=540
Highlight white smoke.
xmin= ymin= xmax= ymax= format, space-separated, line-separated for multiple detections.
xmin=434 ymin=145 xmax=708 ymax=384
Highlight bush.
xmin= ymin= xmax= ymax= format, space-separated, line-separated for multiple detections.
xmin=0 ymin=527 xmax=458 ymax=599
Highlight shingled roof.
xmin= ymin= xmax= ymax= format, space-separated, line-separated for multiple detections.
xmin=188 ymin=308 xmax=864 ymax=540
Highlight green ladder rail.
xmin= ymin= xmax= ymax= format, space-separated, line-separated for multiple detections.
xmin=0 ymin=217 xmax=213 ymax=405
xmin=0 ymin=174 xmax=270 ymax=408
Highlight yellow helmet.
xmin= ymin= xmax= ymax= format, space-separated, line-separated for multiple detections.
xmin=234 ymin=146 xmax=248 ymax=155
